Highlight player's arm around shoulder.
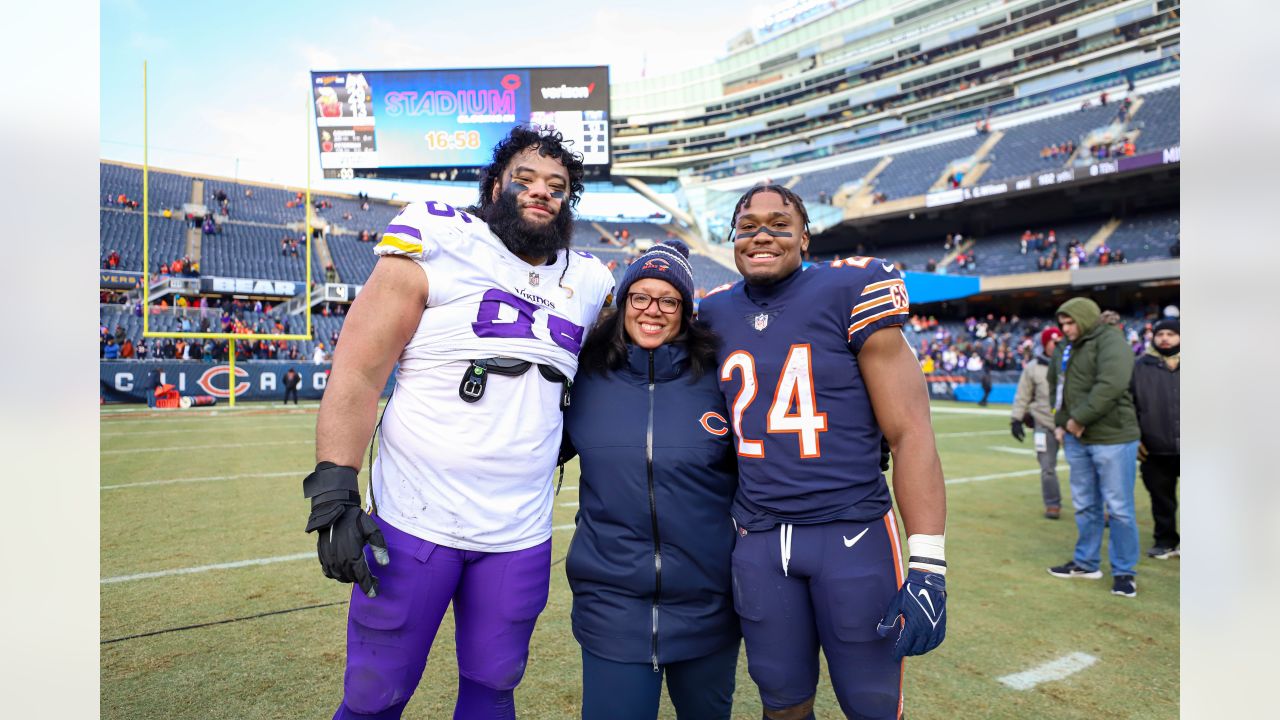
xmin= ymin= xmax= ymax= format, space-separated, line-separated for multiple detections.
xmin=858 ymin=326 xmax=945 ymax=538
xmin=315 ymin=255 xmax=428 ymax=468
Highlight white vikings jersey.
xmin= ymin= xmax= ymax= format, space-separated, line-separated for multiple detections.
xmin=370 ymin=200 xmax=615 ymax=552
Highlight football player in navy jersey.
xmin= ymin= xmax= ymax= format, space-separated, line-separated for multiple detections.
xmin=698 ymin=185 xmax=947 ymax=720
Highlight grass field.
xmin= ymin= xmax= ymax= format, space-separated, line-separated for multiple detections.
xmin=100 ymin=399 xmax=1178 ymax=719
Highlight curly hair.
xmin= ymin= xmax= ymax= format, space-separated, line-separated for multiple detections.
xmin=728 ymin=184 xmax=811 ymax=240
xmin=468 ymin=126 xmax=586 ymax=217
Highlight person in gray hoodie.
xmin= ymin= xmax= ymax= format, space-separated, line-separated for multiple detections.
xmin=1011 ymin=326 xmax=1064 ymax=519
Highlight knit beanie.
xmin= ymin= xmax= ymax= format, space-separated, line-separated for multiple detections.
xmin=1040 ymin=326 xmax=1063 ymax=350
xmin=616 ymin=240 xmax=695 ymax=316
xmin=1153 ymin=317 xmax=1179 ymax=335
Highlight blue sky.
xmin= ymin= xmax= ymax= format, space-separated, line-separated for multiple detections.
xmin=101 ymin=0 xmax=763 ymax=195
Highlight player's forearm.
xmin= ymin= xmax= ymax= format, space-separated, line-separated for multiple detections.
xmin=888 ymin=431 xmax=946 ymax=537
xmin=315 ymin=368 xmax=384 ymax=469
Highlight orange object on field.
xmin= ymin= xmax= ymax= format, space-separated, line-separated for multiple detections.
xmin=154 ymin=383 xmax=181 ymax=409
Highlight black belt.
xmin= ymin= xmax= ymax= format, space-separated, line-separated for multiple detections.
xmin=459 ymin=357 xmax=572 ymax=411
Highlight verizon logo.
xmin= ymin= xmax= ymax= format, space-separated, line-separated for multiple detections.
xmin=541 ymin=82 xmax=595 ymax=99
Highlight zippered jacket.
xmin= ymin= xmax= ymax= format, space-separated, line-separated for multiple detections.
xmin=1131 ymin=351 xmax=1180 ymax=455
xmin=563 ymin=342 xmax=740 ymax=665
xmin=1011 ymin=353 xmax=1054 ymax=430
xmin=1047 ymin=297 xmax=1140 ymax=444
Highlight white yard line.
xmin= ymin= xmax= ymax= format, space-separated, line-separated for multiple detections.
xmin=101 ymin=423 xmax=313 ymax=438
xmin=100 ymin=403 xmax=321 ymax=416
xmin=997 ymin=652 xmax=1098 ymax=690
xmin=931 ymin=407 xmax=1010 ymax=416
xmin=102 ymin=471 xmax=300 ymax=490
xmin=986 ymin=446 xmax=1038 ymax=456
xmin=101 ymin=440 xmax=312 ymax=455
xmin=103 ymin=467 xmax=1057 ymax=583
xmin=935 ymin=430 xmax=1009 ymax=438
xmin=101 ymin=552 xmax=314 ymax=584
xmin=946 ymin=465 xmax=1067 ymax=485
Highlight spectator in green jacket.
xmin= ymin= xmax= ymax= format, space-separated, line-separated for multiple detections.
xmin=1044 ymin=297 xmax=1142 ymax=598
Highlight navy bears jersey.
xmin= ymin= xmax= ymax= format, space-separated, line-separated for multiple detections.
xmin=698 ymin=257 xmax=910 ymax=531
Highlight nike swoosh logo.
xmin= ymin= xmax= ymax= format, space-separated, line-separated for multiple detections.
xmin=842 ymin=528 xmax=869 ymax=548
xmin=882 ymin=262 xmax=895 ymax=273
xmin=911 ymin=587 xmax=943 ymax=629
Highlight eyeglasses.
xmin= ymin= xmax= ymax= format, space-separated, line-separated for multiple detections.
xmin=627 ymin=292 xmax=682 ymax=314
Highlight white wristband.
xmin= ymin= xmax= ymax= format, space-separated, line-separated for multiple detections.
xmin=907 ymin=533 xmax=946 ymax=575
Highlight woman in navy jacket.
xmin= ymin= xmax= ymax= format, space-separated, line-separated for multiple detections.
xmin=564 ymin=240 xmax=739 ymax=720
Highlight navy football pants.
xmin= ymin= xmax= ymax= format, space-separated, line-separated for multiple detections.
xmin=731 ymin=514 xmax=904 ymax=719
xmin=579 ymin=642 xmax=739 ymax=719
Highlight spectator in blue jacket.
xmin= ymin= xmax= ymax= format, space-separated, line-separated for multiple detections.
xmin=564 ymin=240 xmax=740 ymax=720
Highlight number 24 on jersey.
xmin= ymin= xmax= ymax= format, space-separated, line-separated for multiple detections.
xmin=720 ymin=344 xmax=828 ymax=459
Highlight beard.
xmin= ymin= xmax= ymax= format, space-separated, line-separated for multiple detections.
xmin=484 ymin=189 xmax=574 ymax=261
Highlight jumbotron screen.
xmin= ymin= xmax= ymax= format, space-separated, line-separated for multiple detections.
xmin=311 ymin=66 xmax=611 ymax=181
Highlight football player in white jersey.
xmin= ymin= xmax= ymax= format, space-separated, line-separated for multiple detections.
xmin=304 ymin=127 xmax=615 ymax=719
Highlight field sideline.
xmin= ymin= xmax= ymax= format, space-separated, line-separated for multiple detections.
xmin=100 ymin=400 xmax=1178 ymax=719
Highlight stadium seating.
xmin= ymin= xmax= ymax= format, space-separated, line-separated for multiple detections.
xmin=100 ymin=164 xmax=192 ymax=211
xmin=877 ymin=243 xmax=949 ymax=274
xmin=324 ymin=233 xmax=379 ymax=285
xmin=100 ymin=209 xmax=188 ymax=274
xmin=1132 ymin=86 xmax=1180 ymax=153
xmin=1105 ymin=208 xmax=1179 ymax=261
xmin=871 ymin=134 xmax=989 ymax=200
xmin=200 ymin=222 xmax=311 ymax=281
xmin=981 ymin=103 xmax=1126 ymax=185
xmin=202 ymin=181 xmax=307 ymax=225
xmin=954 ymin=219 xmax=1106 ymax=276
xmin=789 ymin=158 xmax=880 ymax=203
xmin=312 ymin=194 xmax=402 ymax=231
xmin=686 ymin=254 xmax=740 ymax=291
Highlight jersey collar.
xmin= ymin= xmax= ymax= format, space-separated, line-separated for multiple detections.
xmin=743 ymin=265 xmax=804 ymax=304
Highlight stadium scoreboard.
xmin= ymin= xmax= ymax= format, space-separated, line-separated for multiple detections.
xmin=312 ymin=66 xmax=611 ymax=181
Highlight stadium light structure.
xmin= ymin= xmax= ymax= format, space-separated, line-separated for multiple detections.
xmin=140 ymin=61 xmax=315 ymax=407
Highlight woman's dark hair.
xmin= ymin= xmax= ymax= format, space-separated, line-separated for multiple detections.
xmin=728 ymin=183 xmax=811 ymax=240
xmin=577 ymin=307 xmax=721 ymax=381
xmin=467 ymin=126 xmax=586 ymax=217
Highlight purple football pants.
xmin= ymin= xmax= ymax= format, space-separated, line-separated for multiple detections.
xmin=731 ymin=513 xmax=904 ymax=719
xmin=332 ymin=515 xmax=552 ymax=719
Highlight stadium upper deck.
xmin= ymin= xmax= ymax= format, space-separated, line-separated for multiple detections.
xmin=609 ymin=0 xmax=1179 ymax=180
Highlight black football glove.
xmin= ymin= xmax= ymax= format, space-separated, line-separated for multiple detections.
xmin=1010 ymin=420 xmax=1026 ymax=442
xmin=304 ymin=462 xmax=389 ymax=598
xmin=880 ymin=436 xmax=892 ymax=472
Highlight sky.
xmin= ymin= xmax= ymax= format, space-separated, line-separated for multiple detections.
xmin=100 ymin=0 xmax=771 ymax=200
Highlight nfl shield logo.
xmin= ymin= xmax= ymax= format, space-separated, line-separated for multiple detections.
xmin=753 ymin=313 xmax=770 ymax=331
xmin=528 ymin=272 xmax=540 ymax=287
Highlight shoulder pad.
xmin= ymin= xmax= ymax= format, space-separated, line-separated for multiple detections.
xmin=375 ymin=200 xmax=478 ymax=259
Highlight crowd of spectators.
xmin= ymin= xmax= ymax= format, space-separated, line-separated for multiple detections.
xmin=1040 ymin=140 xmax=1077 ymax=161
xmin=908 ymin=304 xmax=1175 ymax=377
